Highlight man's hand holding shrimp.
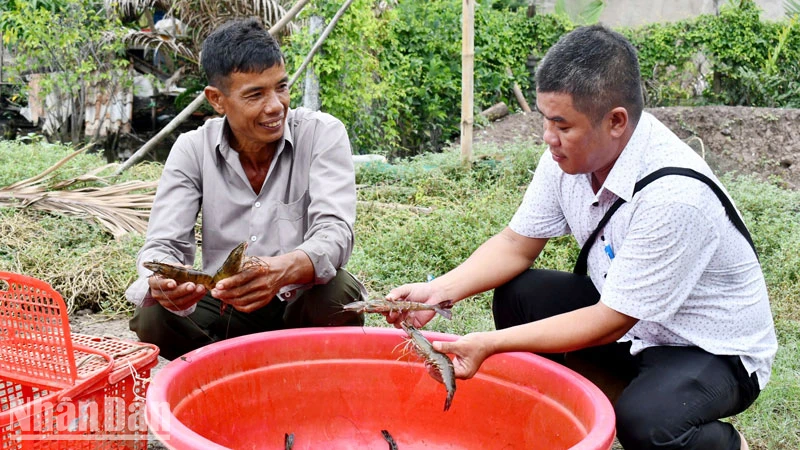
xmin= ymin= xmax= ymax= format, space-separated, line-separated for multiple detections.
xmin=212 ymin=251 xmax=315 ymax=313
xmin=212 ymin=258 xmax=278 ymax=313
xmin=385 ymin=282 xmax=451 ymax=328
xmin=433 ymin=332 xmax=493 ymax=379
xmin=148 ymin=270 xmax=206 ymax=312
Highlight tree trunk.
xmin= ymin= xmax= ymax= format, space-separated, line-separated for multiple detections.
xmin=302 ymin=15 xmax=324 ymax=111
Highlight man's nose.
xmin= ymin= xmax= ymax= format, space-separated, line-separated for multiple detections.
xmin=542 ymin=124 xmax=559 ymax=147
xmin=263 ymin=92 xmax=282 ymax=114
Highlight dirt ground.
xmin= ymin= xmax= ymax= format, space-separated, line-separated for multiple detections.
xmin=66 ymin=105 xmax=798 ymax=449
xmin=475 ymin=105 xmax=800 ymax=190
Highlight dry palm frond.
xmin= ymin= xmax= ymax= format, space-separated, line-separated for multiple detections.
xmin=174 ymin=0 xmax=293 ymax=46
xmin=0 ymin=147 xmax=157 ymax=239
xmin=104 ymin=0 xmax=172 ymax=19
xmin=122 ymin=29 xmax=198 ymax=63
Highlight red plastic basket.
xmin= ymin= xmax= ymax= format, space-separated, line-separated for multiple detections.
xmin=0 ymin=272 xmax=159 ymax=449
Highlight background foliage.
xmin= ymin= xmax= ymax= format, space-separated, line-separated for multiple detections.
xmin=3 ymin=0 xmax=133 ymax=144
xmin=282 ymin=0 xmax=799 ymax=158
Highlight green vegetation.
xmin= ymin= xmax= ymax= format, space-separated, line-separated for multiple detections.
xmin=3 ymin=0 xmax=132 ymax=144
xmin=1 ymin=137 xmax=799 ymax=447
xmin=281 ymin=0 xmax=800 ymax=157
xmin=5 ymin=1 xmax=798 ymax=157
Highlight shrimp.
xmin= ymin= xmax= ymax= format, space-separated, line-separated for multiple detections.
xmin=142 ymin=262 xmax=216 ymax=290
xmin=400 ymin=322 xmax=456 ymax=411
xmin=144 ymin=242 xmax=249 ymax=316
xmin=343 ymin=298 xmax=454 ymax=320
xmin=143 ymin=242 xmax=249 ymax=288
xmin=211 ymin=241 xmax=248 ymax=284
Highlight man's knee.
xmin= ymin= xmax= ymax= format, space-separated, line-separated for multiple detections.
xmin=129 ymin=306 xmax=165 ymax=345
xmin=129 ymin=305 xmax=212 ymax=360
xmin=615 ymin=391 xmax=714 ymax=450
xmin=287 ymin=269 xmax=364 ymax=327
xmin=615 ymin=395 xmax=666 ymax=450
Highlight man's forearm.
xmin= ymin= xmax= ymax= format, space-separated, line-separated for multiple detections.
xmin=434 ymin=228 xmax=546 ymax=303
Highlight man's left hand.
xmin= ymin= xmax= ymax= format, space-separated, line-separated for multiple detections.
xmin=211 ymin=258 xmax=279 ymax=313
xmin=433 ymin=332 xmax=493 ymax=379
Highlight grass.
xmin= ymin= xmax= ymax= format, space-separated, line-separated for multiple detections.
xmin=1 ymin=137 xmax=799 ymax=448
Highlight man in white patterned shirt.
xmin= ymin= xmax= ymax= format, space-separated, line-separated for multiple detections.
xmin=385 ymin=25 xmax=776 ymax=450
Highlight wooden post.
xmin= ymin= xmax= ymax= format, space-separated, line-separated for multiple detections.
xmin=461 ymin=0 xmax=475 ymax=165
xmin=506 ymin=66 xmax=532 ymax=113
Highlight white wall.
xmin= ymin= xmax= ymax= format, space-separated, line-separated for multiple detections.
xmin=536 ymin=0 xmax=787 ymax=27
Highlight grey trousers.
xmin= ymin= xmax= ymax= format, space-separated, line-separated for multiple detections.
xmin=130 ymin=268 xmax=365 ymax=360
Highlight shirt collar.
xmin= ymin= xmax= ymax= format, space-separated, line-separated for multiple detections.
xmin=595 ymin=112 xmax=654 ymax=203
xmin=213 ymin=109 xmax=296 ymax=160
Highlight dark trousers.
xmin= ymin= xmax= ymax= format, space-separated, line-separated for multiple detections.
xmin=492 ymin=269 xmax=760 ymax=450
xmin=130 ymin=268 xmax=365 ymax=360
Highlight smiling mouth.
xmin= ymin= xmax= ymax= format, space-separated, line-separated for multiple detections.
xmin=262 ymin=119 xmax=282 ymax=128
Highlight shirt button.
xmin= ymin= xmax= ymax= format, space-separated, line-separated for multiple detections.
xmin=250 ymin=235 xmax=257 ymax=242
xmin=254 ymin=201 xmax=261 ymax=208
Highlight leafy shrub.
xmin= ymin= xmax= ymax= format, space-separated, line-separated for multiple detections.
xmin=286 ymin=0 xmax=798 ymax=158
xmin=286 ymin=0 xmax=569 ymax=158
xmin=4 ymin=0 xmax=133 ymax=145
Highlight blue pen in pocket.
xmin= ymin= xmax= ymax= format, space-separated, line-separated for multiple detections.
xmin=601 ymin=235 xmax=615 ymax=261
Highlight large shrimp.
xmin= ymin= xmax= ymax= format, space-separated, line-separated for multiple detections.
xmin=400 ymin=322 xmax=456 ymax=411
xmin=143 ymin=241 xmax=250 ymax=315
xmin=143 ymin=242 xmax=248 ymax=290
xmin=343 ymin=298 xmax=453 ymax=319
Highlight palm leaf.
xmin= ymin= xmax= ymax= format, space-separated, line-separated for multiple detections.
xmin=0 ymin=147 xmax=157 ymax=238
xmin=174 ymin=0 xmax=292 ymax=46
xmin=786 ymin=0 xmax=800 ymax=17
xmin=123 ymin=29 xmax=198 ymax=63
xmin=103 ymin=0 xmax=173 ymax=22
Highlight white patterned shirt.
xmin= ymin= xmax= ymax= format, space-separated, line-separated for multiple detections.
xmin=509 ymin=112 xmax=777 ymax=388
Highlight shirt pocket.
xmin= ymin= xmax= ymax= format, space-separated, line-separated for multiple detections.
xmin=276 ymin=190 xmax=308 ymax=253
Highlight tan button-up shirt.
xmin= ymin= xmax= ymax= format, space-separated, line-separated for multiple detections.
xmin=126 ymin=107 xmax=356 ymax=312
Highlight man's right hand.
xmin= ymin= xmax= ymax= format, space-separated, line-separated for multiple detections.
xmin=147 ymin=275 xmax=206 ymax=312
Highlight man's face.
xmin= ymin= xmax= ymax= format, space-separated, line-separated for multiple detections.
xmin=206 ymin=62 xmax=290 ymax=153
xmin=536 ymin=91 xmax=617 ymax=178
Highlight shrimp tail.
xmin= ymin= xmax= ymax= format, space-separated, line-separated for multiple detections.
xmin=434 ymin=306 xmax=453 ymax=320
xmin=433 ymin=300 xmax=454 ymax=320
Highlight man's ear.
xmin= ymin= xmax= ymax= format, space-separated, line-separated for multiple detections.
xmin=608 ymin=107 xmax=629 ymax=138
xmin=204 ymin=86 xmax=226 ymax=115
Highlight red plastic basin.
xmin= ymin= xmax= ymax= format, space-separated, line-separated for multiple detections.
xmin=146 ymin=327 xmax=615 ymax=449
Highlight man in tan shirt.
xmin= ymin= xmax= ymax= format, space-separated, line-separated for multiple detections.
xmin=126 ymin=18 xmax=364 ymax=360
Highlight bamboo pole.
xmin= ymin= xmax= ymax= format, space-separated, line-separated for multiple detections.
xmin=288 ymin=0 xmax=355 ymax=89
xmin=461 ymin=0 xmax=475 ymax=165
xmin=113 ymin=0 xmax=311 ymax=175
xmin=268 ymin=0 xmax=312 ymax=36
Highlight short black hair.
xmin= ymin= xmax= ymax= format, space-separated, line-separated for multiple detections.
xmin=201 ymin=18 xmax=284 ymax=92
xmin=535 ymin=25 xmax=643 ymax=125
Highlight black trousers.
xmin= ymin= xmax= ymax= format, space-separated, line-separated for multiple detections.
xmin=492 ymin=269 xmax=761 ymax=450
xmin=130 ymin=268 xmax=364 ymax=360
